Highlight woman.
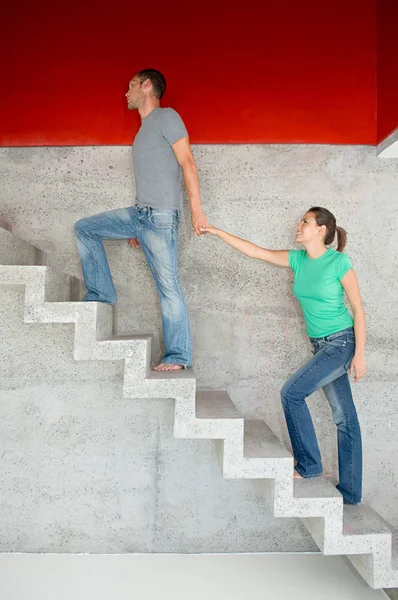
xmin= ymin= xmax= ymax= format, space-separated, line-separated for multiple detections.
xmin=201 ymin=207 xmax=366 ymax=505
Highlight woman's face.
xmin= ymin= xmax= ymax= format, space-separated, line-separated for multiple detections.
xmin=296 ymin=212 xmax=324 ymax=245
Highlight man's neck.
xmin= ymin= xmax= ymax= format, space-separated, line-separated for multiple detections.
xmin=138 ymin=100 xmax=161 ymax=120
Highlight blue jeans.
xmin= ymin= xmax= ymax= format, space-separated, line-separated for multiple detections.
xmin=74 ymin=206 xmax=192 ymax=367
xmin=281 ymin=327 xmax=362 ymax=504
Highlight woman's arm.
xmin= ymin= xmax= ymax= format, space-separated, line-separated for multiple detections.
xmin=201 ymin=226 xmax=290 ymax=267
xmin=341 ymin=269 xmax=367 ymax=382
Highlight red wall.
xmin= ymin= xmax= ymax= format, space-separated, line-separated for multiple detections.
xmin=377 ymin=0 xmax=398 ymax=143
xmin=1 ymin=0 xmax=377 ymax=146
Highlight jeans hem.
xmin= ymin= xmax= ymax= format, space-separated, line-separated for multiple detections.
xmin=295 ymin=467 xmax=323 ymax=479
xmin=161 ymin=360 xmax=192 ymax=369
xmin=82 ymin=297 xmax=116 ymax=306
xmin=337 ymin=484 xmax=362 ymax=505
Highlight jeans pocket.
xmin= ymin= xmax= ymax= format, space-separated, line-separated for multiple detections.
xmin=150 ymin=211 xmax=175 ymax=229
xmin=324 ymin=335 xmax=348 ymax=358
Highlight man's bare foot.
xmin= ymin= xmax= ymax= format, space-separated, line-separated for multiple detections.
xmin=153 ymin=363 xmax=184 ymax=372
xmin=294 ymin=469 xmax=304 ymax=479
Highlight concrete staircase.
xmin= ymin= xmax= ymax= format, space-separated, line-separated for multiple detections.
xmin=0 ymin=223 xmax=397 ymax=590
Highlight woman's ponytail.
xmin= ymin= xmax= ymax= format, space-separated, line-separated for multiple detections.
xmin=336 ymin=226 xmax=347 ymax=252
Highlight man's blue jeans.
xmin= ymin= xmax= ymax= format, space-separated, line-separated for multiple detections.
xmin=74 ymin=206 xmax=192 ymax=367
xmin=281 ymin=327 xmax=362 ymax=504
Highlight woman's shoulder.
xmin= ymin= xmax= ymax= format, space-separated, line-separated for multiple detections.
xmin=328 ymin=248 xmax=352 ymax=263
xmin=288 ymin=249 xmax=306 ymax=271
xmin=289 ymin=249 xmax=306 ymax=257
xmin=328 ymin=248 xmax=353 ymax=279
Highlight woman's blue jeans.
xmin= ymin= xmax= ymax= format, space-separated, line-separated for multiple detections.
xmin=281 ymin=327 xmax=362 ymax=504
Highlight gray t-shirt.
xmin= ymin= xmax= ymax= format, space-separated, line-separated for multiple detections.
xmin=132 ymin=107 xmax=188 ymax=210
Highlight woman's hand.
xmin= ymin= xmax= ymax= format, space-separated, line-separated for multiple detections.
xmin=200 ymin=225 xmax=219 ymax=235
xmin=350 ymin=354 xmax=367 ymax=382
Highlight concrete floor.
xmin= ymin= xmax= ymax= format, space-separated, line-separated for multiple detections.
xmin=0 ymin=553 xmax=390 ymax=600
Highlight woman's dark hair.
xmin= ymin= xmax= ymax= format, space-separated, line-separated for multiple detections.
xmin=308 ymin=207 xmax=347 ymax=252
xmin=137 ymin=68 xmax=166 ymax=99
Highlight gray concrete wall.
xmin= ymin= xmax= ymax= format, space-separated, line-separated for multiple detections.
xmin=0 ymin=145 xmax=397 ymax=550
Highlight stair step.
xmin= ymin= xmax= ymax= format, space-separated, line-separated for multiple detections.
xmin=147 ymin=369 xmax=196 ymax=380
xmin=293 ymin=477 xmax=342 ymax=499
xmin=244 ymin=420 xmax=292 ymax=459
xmin=102 ymin=334 xmax=152 ymax=341
xmin=343 ymin=505 xmax=392 ymax=537
xmin=100 ymin=335 xmax=153 ymax=345
xmin=0 ymin=224 xmax=43 ymax=266
xmin=96 ymin=335 xmax=153 ymax=360
xmin=195 ymin=391 xmax=241 ymax=419
xmin=392 ymin=532 xmax=398 ymax=569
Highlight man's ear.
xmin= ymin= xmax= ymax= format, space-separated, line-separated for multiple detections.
xmin=141 ymin=78 xmax=152 ymax=93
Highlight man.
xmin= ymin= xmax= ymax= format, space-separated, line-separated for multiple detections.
xmin=74 ymin=69 xmax=208 ymax=371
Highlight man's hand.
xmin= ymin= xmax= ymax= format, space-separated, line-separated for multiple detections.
xmin=129 ymin=238 xmax=141 ymax=248
xmin=192 ymin=211 xmax=209 ymax=237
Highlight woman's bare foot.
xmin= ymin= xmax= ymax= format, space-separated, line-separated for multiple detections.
xmin=293 ymin=461 xmax=303 ymax=479
xmin=293 ymin=468 xmax=330 ymax=480
xmin=153 ymin=363 xmax=184 ymax=372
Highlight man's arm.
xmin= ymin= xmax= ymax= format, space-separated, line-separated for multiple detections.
xmin=172 ymin=137 xmax=208 ymax=236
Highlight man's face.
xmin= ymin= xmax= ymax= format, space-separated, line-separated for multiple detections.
xmin=125 ymin=76 xmax=142 ymax=110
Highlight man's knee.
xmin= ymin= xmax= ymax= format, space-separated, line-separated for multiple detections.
xmin=74 ymin=217 xmax=98 ymax=240
xmin=74 ymin=218 xmax=87 ymax=237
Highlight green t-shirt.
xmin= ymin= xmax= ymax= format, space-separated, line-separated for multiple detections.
xmin=288 ymin=247 xmax=354 ymax=338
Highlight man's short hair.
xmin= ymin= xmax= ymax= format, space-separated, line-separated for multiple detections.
xmin=136 ymin=69 xmax=166 ymax=99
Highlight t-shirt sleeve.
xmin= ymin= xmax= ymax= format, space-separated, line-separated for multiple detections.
xmin=288 ymin=249 xmax=301 ymax=272
xmin=160 ymin=109 xmax=188 ymax=146
xmin=336 ymin=253 xmax=353 ymax=280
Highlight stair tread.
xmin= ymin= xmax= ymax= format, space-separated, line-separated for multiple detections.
xmin=101 ymin=334 xmax=153 ymax=342
xmin=244 ymin=420 xmax=292 ymax=459
xmin=343 ymin=504 xmax=392 ymax=537
xmin=147 ymin=369 xmax=196 ymax=380
xmin=196 ymin=391 xmax=241 ymax=419
xmin=293 ymin=477 xmax=342 ymax=499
